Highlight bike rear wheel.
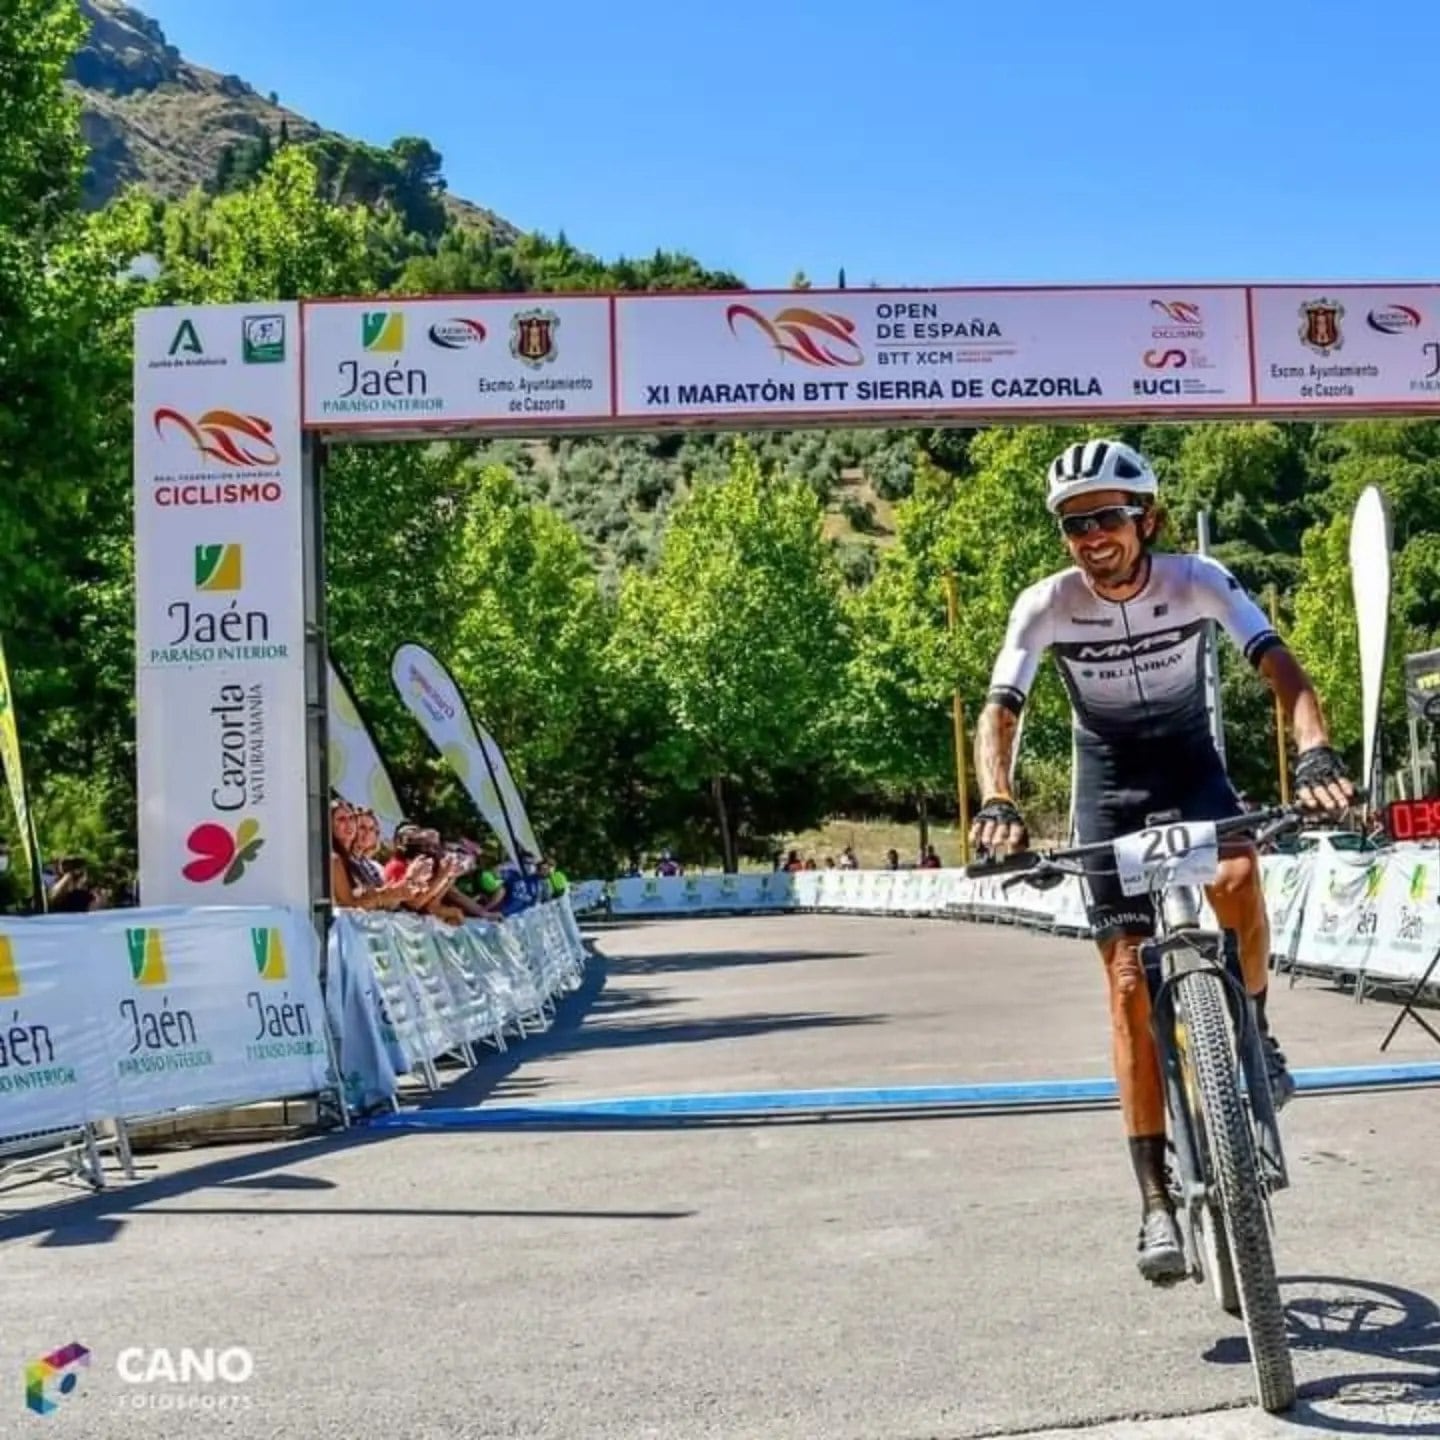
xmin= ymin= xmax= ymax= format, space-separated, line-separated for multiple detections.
xmin=1175 ymin=970 xmax=1295 ymax=1413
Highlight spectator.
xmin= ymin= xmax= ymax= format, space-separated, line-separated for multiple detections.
xmin=454 ymin=839 xmax=507 ymax=917
xmin=47 ymin=856 xmax=107 ymax=913
xmin=331 ymin=802 xmax=419 ymax=911
xmin=885 ymin=848 xmax=901 ymax=870
xmin=656 ymin=850 xmax=681 ymax=877
xmin=919 ymin=844 xmax=942 ymax=869
xmin=536 ymin=855 xmax=569 ymax=900
xmin=783 ymin=849 xmax=804 ymax=872
xmin=377 ymin=821 xmax=464 ymax=921
xmin=838 ymin=846 xmax=859 ymax=871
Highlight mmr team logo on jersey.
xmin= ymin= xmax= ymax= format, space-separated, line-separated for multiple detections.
xmin=1300 ymin=299 xmax=1344 ymax=355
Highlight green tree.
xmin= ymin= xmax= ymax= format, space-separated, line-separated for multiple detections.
xmin=0 ymin=1 xmax=153 ymax=879
xmin=608 ymin=442 xmax=849 ymax=869
xmin=153 ymin=147 xmax=373 ymax=301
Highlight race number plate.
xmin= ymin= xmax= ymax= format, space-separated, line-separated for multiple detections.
xmin=1113 ymin=821 xmax=1220 ymax=897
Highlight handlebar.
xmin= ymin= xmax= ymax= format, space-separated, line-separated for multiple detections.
xmin=964 ymin=796 xmax=1364 ymax=892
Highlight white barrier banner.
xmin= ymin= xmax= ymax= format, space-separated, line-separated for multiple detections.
xmin=0 ymin=907 xmax=330 ymax=1143
xmin=0 ymin=924 xmax=114 ymax=1132
xmin=615 ymin=288 xmax=1252 ymax=423
xmin=303 ymin=298 xmax=613 ymax=431
xmin=1251 ymin=285 xmax=1440 ymax=409
xmin=1295 ymin=850 xmax=1386 ymax=976
xmin=133 ymin=303 xmax=309 ymax=907
xmin=1364 ymin=848 xmax=1440 ymax=984
xmin=92 ymin=908 xmax=328 ymax=1113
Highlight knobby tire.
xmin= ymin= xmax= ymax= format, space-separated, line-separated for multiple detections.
xmin=1175 ymin=971 xmax=1296 ymax=1413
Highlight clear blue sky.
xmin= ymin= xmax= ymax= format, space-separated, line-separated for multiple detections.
xmin=138 ymin=0 xmax=1440 ymax=289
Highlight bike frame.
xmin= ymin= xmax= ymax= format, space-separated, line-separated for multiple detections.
xmin=970 ymin=804 xmax=1307 ymax=1267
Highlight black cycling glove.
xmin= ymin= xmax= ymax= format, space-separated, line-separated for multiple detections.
xmin=1294 ymin=745 xmax=1351 ymax=810
xmin=973 ymin=796 xmax=1028 ymax=854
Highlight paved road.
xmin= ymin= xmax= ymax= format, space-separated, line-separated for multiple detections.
xmin=3 ymin=913 xmax=1438 ymax=1438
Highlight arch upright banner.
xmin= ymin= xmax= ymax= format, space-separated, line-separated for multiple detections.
xmin=132 ymin=304 xmax=310 ymax=907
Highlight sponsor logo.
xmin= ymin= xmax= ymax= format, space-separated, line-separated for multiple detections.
xmin=251 ymin=928 xmax=287 ymax=981
xmin=406 ymin=663 xmax=456 ymax=723
xmin=1411 ymin=864 xmax=1428 ymax=902
xmin=1069 ymin=616 xmax=1114 ymax=627
xmin=1143 ymin=348 xmax=1188 ymax=368
xmin=183 ymin=818 xmax=263 ymax=886
xmin=242 ymin=313 xmax=286 ymax=363
xmin=148 ymin=557 xmax=285 ymax=666
xmin=1394 ymin=907 xmax=1426 ymax=946
xmin=1416 ymin=341 xmax=1440 ymax=394
xmin=1150 ymin=299 xmax=1204 ymax=339
xmin=362 ymin=311 xmax=405 ymax=351
xmin=1367 ymin=304 xmax=1421 ymax=335
xmin=25 ymin=1344 xmax=90 ymax=1415
xmin=1133 ymin=376 xmax=1183 ymax=396
xmin=1365 ymin=863 xmax=1384 ymax=899
xmin=126 ymin=927 xmax=169 ymax=986
xmin=151 ymin=408 xmax=284 ymax=507
xmin=1299 ymin=298 xmax=1344 ymax=355
xmin=510 ymin=308 xmax=560 ymax=367
xmin=1153 ymin=603 xmax=1170 ymax=617
xmin=119 ymin=933 xmax=214 ymax=1074
xmin=428 ymin=317 xmax=487 ymax=350
xmin=154 ymin=408 xmax=279 ymax=468
xmin=1076 ymin=630 xmax=1183 ymax=662
xmin=171 ymin=320 xmax=202 ymax=357
xmin=148 ymin=319 xmax=227 ymax=371
xmin=0 ymin=935 xmax=18 ymax=998
xmin=195 ymin=543 xmax=243 ymax=592
xmin=726 ymin=303 xmax=864 ymax=367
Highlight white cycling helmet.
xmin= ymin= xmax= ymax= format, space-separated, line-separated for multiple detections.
xmin=1045 ymin=439 xmax=1158 ymax=514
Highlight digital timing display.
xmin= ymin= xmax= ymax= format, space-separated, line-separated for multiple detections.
xmin=1385 ymin=797 xmax=1440 ymax=841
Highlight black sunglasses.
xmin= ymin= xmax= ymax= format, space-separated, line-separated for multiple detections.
xmin=1059 ymin=504 xmax=1145 ymax=539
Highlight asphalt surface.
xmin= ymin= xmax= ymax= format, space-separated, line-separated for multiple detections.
xmin=3 ymin=912 xmax=1439 ymax=1439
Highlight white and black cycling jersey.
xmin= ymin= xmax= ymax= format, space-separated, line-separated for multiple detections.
xmin=987 ymin=552 xmax=1283 ymax=746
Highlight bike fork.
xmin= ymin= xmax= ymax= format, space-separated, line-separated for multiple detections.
xmin=1142 ymin=938 xmax=1208 ymax=1278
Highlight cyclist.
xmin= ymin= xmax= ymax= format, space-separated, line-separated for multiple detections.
xmin=970 ymin=438 xmax=1354 ymax=1284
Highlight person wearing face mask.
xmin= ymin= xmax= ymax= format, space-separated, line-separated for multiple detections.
xmin=970 ymin=438 xmax=1354 ymax=1285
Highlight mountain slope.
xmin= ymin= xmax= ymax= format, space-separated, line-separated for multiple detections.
xmin=70 ymin=0 xmax=517 ymax=237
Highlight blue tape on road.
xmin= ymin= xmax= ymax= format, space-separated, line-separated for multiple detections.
xmin=361 ymin=1061 xmax=1440 ymax=1130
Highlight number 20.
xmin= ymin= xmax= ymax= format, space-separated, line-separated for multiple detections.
xmin=1141 ymin=825 xmax=1190 ymax=863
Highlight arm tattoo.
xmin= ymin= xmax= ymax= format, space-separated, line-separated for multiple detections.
xmin=974 ymin=702 xmax=1018 ymax=802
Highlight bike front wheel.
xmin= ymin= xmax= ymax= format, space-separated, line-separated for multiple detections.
xmin=1175 ymin=970 xmax=1296 ymax=1413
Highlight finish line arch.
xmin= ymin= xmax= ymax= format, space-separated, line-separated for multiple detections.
xmin=131 ymin=281 xmax=1440 ymax=917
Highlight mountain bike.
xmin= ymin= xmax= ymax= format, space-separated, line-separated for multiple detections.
xmin=968 ymin=803 xmax=1309 ymax=1414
